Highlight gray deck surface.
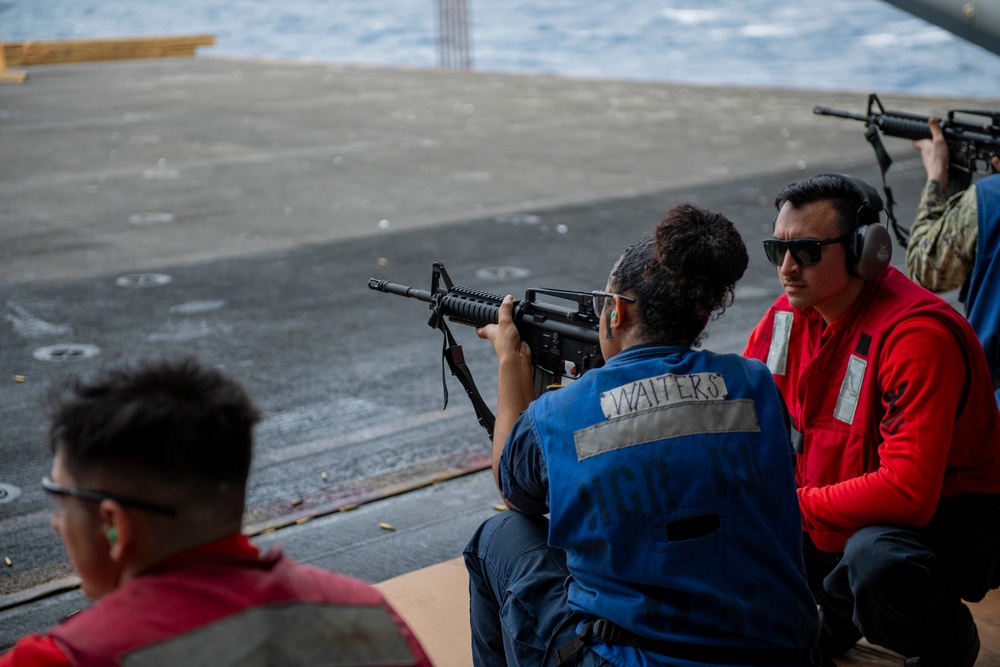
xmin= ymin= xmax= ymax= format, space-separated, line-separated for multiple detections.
xmin=1 ymin=56 xmax=994 ymax=656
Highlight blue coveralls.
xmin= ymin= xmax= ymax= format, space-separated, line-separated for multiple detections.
xmin=464 ymin=343 xmax=820 ymax=667
xmin=965 ymin=174 xmax=1000 ymax=404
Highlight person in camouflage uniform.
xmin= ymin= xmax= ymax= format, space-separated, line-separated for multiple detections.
xmin=907 ymin=117 xmax=1000 ymax=403
xmin=907 ymin=174 xmax=979 ymax=292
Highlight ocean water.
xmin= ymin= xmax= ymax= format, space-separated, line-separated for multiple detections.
xmin=3 ymin=0 xmax=999 ymax=99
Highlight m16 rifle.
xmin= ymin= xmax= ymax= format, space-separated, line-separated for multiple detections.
xmin=813 ymin=92 xmax=1000 ymax=246
xmin=369 ymin=262 xmax=604 ymax=439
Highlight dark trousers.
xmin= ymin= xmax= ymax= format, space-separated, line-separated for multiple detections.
xmin=463 ymin=511 xmax=609 ymax=667
xmin=805 ymin=499 xmax=1000 ymax=659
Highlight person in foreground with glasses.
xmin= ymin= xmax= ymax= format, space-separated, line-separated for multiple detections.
xmin=0 ymin=355 xmax=432 ymax=667
xmin=465 ymin=203 xmax=821 ymax=667
xmin=745 ymin=173 xmax=1000 ymax=667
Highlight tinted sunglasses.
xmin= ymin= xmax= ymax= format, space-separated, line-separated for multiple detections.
xmin=762 ymin=234 xmax=851 ymax=268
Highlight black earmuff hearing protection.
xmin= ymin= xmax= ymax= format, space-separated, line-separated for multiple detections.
xmin=816 ymin=173 xmax=892 ymax=279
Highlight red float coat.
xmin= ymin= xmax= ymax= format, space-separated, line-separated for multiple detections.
xmin=0 ymin=535 xmax=432 ymax=667
xmin=745 ymin=267 xmax=1000 ymax=552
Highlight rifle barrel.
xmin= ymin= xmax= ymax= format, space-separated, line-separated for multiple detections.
xmin=368 ymin=278 xmax=433 ymax=303
xmin=812 ymin=105 xmax=868 ymax=122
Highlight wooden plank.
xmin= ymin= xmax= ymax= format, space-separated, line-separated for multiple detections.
xmin=376 ymin=557 xmax=471 ymax=667
xmin=972 ymin=588 xmax=1000 ymax=667
xmin=3 ymin=35 xmax=215 ymax=66
xmin=0 ymin=39 xmax=28 ymax=84
xmin=377 ymin=559 xmax=1000 ymax=667
xmin=0 ymin=70 xmax=28 ymax=84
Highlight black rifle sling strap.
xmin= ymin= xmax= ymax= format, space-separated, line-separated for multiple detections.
xmin=864 ymin=124 xmax=909 ymax=247
xmin=436 ymin=313 xmax=497 ymax=440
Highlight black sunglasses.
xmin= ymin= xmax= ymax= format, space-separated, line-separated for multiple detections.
xmin=41 ymin=477 xmax=177 ymax=516
xmin=762 ymin=234 xmax=851 ymax=268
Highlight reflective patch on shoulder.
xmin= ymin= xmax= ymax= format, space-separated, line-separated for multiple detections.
xmin=766 ymin=311 xmax=794 ymax=375
xmin=834 ymin=354 xmax=867 ymax=425
xmin=121 ymin=602 xmax=417 ymax=667
xmin=599 ymin=372 xmax=728 ymax=419
xmin=575 ymin=399 xmax=759 ymax=461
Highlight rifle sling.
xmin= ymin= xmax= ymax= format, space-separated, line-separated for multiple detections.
xmin=864 ymin=124 xmax=909 ymax=247
xmin=438 ymin=316 xmax=497 ymax=440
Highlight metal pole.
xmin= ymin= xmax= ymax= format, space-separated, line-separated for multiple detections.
xmin=458 ymin=0 xmax=471 ymax=69
xmin=435 ymin=0 xmax=472 ymax=70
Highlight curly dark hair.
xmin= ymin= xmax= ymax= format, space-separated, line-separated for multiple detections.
xmin=609 ymin=203 xmax=748 ymax=346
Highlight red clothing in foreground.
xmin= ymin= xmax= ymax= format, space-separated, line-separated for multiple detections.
xmin=745 ymin=266 xmax=1000 ymax=552
xmin=0 ymin=634 xmax=67 ymax=667
xmin=1 ymin=535 xmax=431 ymax=667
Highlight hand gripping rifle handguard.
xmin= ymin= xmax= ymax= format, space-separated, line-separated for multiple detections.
xmin=369 ymin=262 xmax=604 ymax=439
xmin=814 ymin=92 xmax=1000 ymax=247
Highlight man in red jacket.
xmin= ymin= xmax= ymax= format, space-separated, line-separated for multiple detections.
xmin=745 ymin=173 xmax=1000 ymax=667
xmin=1 ymin=355 xmax=432 ymax=667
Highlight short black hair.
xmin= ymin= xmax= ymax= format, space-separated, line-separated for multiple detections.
xmin=774 ymin=173 xmax=880 ymax=236
xmin=46 ymin=355 xmax=261 ymax=495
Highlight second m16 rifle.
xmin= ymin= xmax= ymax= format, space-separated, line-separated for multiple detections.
xmin=813 ymin=92 xmax=1000 ymax=246
xmin=369 ymin=262 xmax=604 ymax=439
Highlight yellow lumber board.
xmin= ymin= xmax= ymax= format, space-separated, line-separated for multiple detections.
xmin=375 ymin=559 xmax=1000 ymax=667
xmin=3 ymin=35 xmax=215 ymax=66
xmin=375 ymin=557 xmax=471 ymax=667
xmin=0 ymin=38 xmax=25 ymax=83
xmin=0 ymin=69 xmax=28 ymax=83
xmin=0 ymin=69 xmax=28 ymax=84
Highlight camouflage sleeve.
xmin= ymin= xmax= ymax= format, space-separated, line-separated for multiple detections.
xmin=905 ymin=179 xmax=979 ymax=293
